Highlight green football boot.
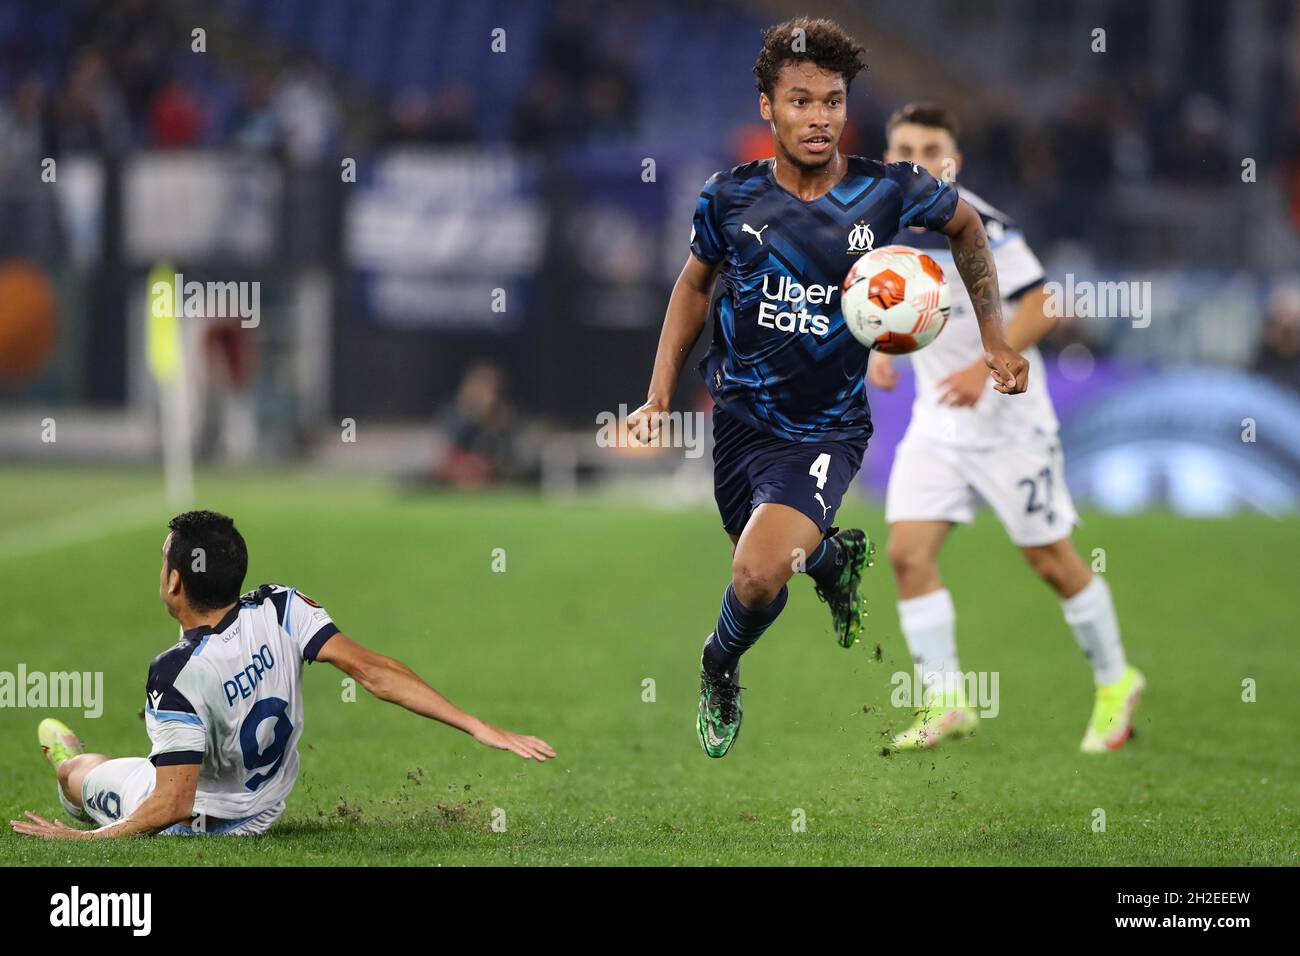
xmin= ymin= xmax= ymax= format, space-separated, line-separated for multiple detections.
xmin=38 ymin=718 xmax=84 ymax=770
xmin=1080 ymin=666 xmax=1145 ymax=753
xmin=697 ymin=648 xmax=743 ymax=758
xmin=38 ymin=718 xmax=93 ymax=824
xmin=889 ymin=689 xmax=980 ymax=752
xmin=813 ymin=528 xmax=874 ymax=648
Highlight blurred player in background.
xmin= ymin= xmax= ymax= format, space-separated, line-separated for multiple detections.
xmin=628 ymin=21 xmax=1029 ymax=759
xmin=435 ymin=362 xmax=518 ymax=487
xmin=11 ymin=510 xmax=554 ymax=839
xmin=871 ymin=103 xmax=1144 ymax=753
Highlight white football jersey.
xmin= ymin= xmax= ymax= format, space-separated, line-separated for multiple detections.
xmin=144 ymin=584 xmax=338 ymax=820
xmin=892 ymin=187 xmax=1058 ymax=448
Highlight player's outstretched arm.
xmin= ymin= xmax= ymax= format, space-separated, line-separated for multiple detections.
xmin=939 ymin=286 xmax=1054 ymax=406
xmin=939 ymin=199 xmax=1029 ymax=394
xmin=627 ymin=254 xmax=719 ymax=443
xmin=314 ymin=633 xmax=556 ymax=761
xmin=1002 ymin=285 xmax=1054 ymax=352
xmin=10 ymin=765 xmax=198 ymax=839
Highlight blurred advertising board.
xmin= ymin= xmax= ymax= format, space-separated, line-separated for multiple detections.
xmin=345 ymin=150 xmax=542 ymax=331
xmin=123 ymin=153 xmax=282 ymax=265
xmin=863 ymin=357 xmax=1300 ymax=516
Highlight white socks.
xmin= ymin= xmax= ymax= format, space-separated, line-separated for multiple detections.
xmin=897 ymin=589 xmax=959 ymax=701
xmin=900 ymin=577 xmax=1127 ymax=697
xmin=1061 ymin=574 xmax=1127 ymax=686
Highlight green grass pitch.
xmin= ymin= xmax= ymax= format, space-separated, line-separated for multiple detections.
xmin=1 ymin=466 xmax=1296 ymax=866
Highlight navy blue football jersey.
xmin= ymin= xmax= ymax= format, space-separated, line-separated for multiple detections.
xmin=690 ymin=156 xmax=958 ymax=443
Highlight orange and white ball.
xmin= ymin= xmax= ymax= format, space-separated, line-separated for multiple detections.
xmin=841 ymin=245 xmax=950 ymax=354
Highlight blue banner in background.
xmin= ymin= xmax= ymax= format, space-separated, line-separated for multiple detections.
xmin=862 ymin=358 xmax=1300 ymax=516
xmin=1059 ymin=365 xmax=1300 ymax=517
xmin=345 ymin=150 xmax=543 ymax=331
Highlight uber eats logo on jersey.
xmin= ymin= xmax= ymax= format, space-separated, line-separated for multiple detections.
xmin=759 ymin=275 xmax=835 ymax=337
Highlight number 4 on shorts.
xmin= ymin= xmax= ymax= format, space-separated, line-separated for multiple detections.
xmin=809 ymin=453 xmax=830 ymax=490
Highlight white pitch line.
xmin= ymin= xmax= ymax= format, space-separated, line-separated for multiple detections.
xmin=0 ymin=494 xmax=165 ymax=562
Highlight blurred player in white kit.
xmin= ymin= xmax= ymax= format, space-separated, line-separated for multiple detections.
xmin=872 ymin=103 xmax=1144 ymax=753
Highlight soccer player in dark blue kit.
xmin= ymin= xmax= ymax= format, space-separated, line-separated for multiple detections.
xmin=627 ymin=18 xmax=1029 ymax=758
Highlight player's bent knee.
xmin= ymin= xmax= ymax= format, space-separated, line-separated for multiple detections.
xmin=60 ymin=753 xmax=107 ymax=792
xmin=887 ymin=537 xmax=935 ymax=581
xmin=731 ymin=559 xmax=788 ymax=608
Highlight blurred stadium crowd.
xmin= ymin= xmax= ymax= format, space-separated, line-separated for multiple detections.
xmin=1 ymin=0 xmax=1299 ymax=512
xmin=5 ymin=1 xmax=1298 ymax=242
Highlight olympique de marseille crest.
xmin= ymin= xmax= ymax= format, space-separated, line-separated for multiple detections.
xmin=847 ymin=221 xmax=874 ymax=254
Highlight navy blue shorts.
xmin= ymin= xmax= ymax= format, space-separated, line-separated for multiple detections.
xmin=712 ymin=405 xmax=868 ymax=538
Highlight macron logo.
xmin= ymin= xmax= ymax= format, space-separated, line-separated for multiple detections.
xmin=741 ymin=223 xmax=769 ymax=244
xmin=50 ymin=886 xmax=151 ymax=936
xmin=147 ymin=691 xmax=162 ymax=712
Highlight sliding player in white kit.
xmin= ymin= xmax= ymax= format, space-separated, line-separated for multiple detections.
xmin=11 ymin=510 xmax=554 ymax=839
xmin=870 ymin=105 xmax=1144 ymax=753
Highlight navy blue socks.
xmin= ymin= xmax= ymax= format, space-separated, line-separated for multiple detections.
xmin=703 ymin=583 xmax=789 ymax=677
xmin=803 ymin=535 xmax=844 ymax=586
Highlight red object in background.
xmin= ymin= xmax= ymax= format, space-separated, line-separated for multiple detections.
xmin=438 ymin=448 xmax=496 ymax=487
xmin=204 ymin=320 xmax=255 ymax=388
xmin=0 ymin=260 xmax=57 ymax=384
xmin=150 ymin=82 xmax=204 ymax=147
xmin=732 ymin=125 xmax=772 ymax=164
xmin=731 ymin=121 xmax=860 ymax=165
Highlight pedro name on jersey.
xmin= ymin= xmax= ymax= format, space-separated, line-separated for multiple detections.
xmin=690 ymin=156 xmax=957 ymax=443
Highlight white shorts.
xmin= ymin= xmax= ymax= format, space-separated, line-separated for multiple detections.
xmin=79 ymin=757 xmax=283 ymax=836
xmin=885 ymin=434 xmax=1079 ymax=547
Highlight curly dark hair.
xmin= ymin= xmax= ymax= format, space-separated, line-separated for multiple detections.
xmin=166 ymin=510 xmax=247 ymax=611
xmin=753 ymin=17 xmax=867 ymax=97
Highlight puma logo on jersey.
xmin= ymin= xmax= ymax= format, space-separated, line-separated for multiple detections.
xmin=741 ymin=223 xmax=769 ymax=244
xmin=814 ymin=492 xmax=831 ymax=519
